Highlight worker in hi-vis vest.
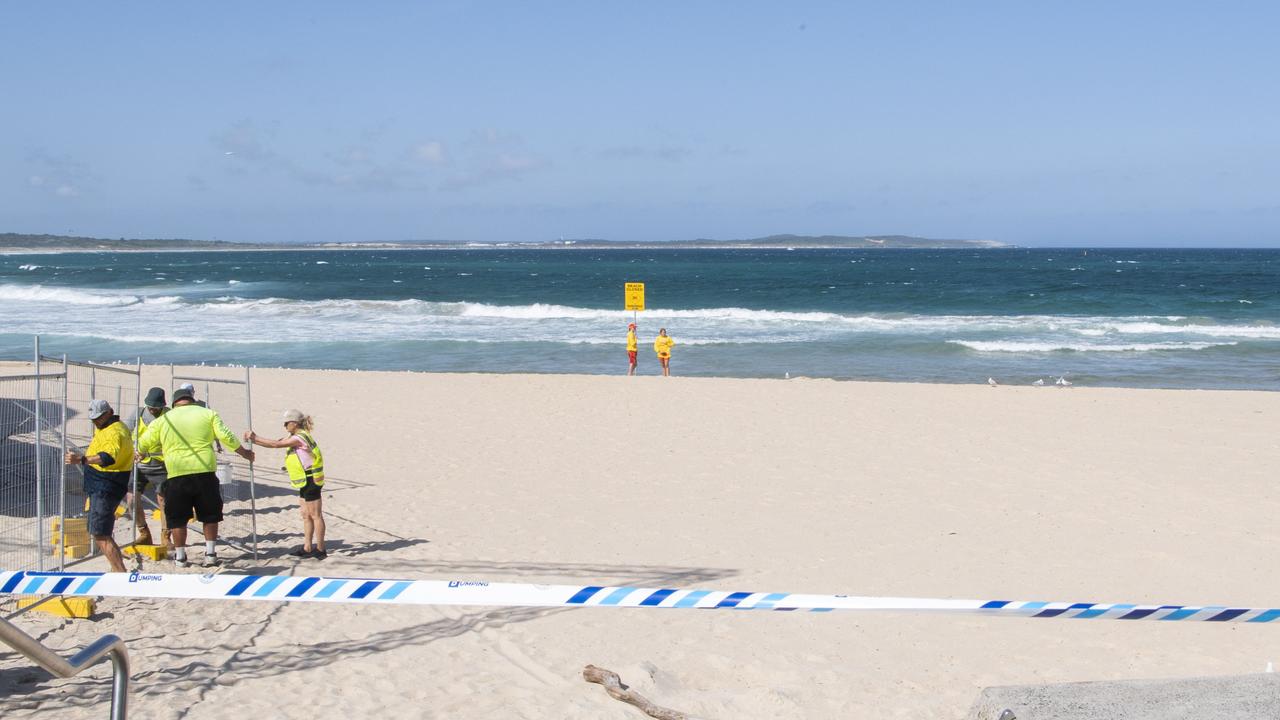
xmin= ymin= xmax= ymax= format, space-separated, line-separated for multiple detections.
xmin=245 ymin=408 xmax=327 ymax=560
xmin=65 ymin=399 xmax=134 ymax=572
xmin=138 ymin=385 xmax=254 ymax=568
xmin=126 ymin=386 xmax=168 ymax=547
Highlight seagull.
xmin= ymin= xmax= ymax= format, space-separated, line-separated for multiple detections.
xmin=1056 ymin=376 xmax=1072 ymax=387
xmin=784 ymin=372 xmax=790 ymax=379
xmin=987 ymin=377 xmax=998 ymax=387
xmin=1032 ymin=378 xmax=1045 ymax=386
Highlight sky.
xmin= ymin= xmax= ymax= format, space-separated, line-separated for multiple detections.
xmin=2 ymin=2 xmax=1278 ymax=247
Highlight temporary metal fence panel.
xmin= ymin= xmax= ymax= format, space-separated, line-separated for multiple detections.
xmin=38 ymin=348 xmax=143 ymax=569
xmin=0 ymin=366 xmax=66 ymax=612
xmin=170 ymin=365 xmax=259 ymax=559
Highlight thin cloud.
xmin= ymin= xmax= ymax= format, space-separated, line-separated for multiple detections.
xmin=24 ymin=149 xmax=96 ymax=199
xmin=413 ymin=141 xmax=448 ymax=165
xmin=600 ymin=144 xmax=693 ymax=162
xmin=206 ymin=123 xmax=547 ymax=193
xmin=440 ymin=130 xmax=547 ymax=191
xmin=210 ymin=122 xmax=421 ymax=192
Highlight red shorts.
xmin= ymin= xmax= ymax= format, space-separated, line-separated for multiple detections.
xmin=628 ymin=351 xmax=637 ymax=363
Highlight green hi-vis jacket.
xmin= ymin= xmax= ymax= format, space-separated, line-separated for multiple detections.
xmin=138 ymin=404 xmax=241 ymax=479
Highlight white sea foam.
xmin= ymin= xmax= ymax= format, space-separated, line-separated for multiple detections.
xmin=1082 ymin=320 xmax=1280 ymax=339
xmin=0 ymin=284 xmax=143 ymax=306
xmin=2 ymin=289 xmax=1274 ymax=352
xmin=948 ymin=340 xmax=1235 ymax=353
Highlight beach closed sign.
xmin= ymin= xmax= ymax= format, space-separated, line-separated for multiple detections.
xmin=625 ymin=282 xmax=645 ymax=311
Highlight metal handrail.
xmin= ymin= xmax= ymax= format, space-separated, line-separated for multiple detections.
xmin=0 ymin=614 xmax=129 ymax=719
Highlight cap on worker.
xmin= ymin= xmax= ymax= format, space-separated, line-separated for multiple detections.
xmin=179 ymin=382 xmax=195 ymax=393
xmin=628 ymin=323 xmax=636 ymax=329
xmin=144 ymin=387 xmax=166 ymax=409
xmin=172 ymin=386 xmax=195 ymax=402
xmin=282 ymin=409 xmax=305 ymax=423
xmin=87 ymin=399 xmax=111 ymax=420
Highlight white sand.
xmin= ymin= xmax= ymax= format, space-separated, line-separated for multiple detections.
xmin=2 ymin=370 xmax=1278 ymax=718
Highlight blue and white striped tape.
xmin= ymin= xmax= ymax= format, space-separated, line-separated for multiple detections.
xmin=2 ymin=570 xmax=1277 ymax=623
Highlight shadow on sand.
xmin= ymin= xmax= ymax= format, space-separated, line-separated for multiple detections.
xmin=0 ymin=558 xmax=739 ymax=716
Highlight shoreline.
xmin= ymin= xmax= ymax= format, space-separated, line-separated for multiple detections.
xmin=3 ymin=243 xmax=1012 ymax=255
xmin=3 ymin=361 xmax=1275 ymax=394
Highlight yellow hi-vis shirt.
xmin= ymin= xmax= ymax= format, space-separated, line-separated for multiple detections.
xmin=87 ymin=418 xmax=134 ymax=472
xmin=627 ymin=330 xmax=638 ymax=352
xmin=654 ymin=335 xmax=674 ymax=358
xmin=138 ymin=404 xmax=241 ymax=479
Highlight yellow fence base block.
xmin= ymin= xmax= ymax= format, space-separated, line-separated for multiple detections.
xmin=51 ymin=517 xmax=89 ymax=534
xmin=63 ymin=544 xmax=91 ymax=560
xmin=123 ymin=544 xmax=167 ymax=560
xmin=152 ymin=509 xmax=163 ymax=521
xmin=51 ymin=537 xmax=92 ymax=555
xmin=17 ymin=595 xmax=96 ymax=619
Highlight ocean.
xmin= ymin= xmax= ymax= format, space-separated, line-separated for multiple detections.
xmin=1 ymin=248 xmax=1277 ymax=390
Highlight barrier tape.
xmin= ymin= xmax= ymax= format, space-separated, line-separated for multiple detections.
xmin=2 ymin=570 xmax=1278 ymax=623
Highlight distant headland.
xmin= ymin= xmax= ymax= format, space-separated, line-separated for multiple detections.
xmin=0 ymin=232 xmax=1006 ymax=253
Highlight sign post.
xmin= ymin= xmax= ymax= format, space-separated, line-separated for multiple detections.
xmin=624 ymin=282 xmax=645 ymax=326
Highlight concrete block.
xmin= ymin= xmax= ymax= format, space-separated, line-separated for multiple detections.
xmin=62 ymin=544 xmax=91 ymax=560
xmin=17 ymin=595 xmax=95 ymax=619
xmin=967 ymin=673 xmax=1280 ymax=720
xmin=51 ymin=517 xmax=88 ymax=533
xmin=51 ymin=533 xmax=90 ymax=552
xmin=123 ymin=544 xmax=167 ymax=560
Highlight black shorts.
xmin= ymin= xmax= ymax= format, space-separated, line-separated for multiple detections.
xmin=164 ymin=472 xmax=223 ymax=527
xmin=87 ymin=484 xmax=128 ymax=537
xmin=299 ymin=480 xmax=322 ymax=502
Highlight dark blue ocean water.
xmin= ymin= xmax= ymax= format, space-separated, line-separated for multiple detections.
xmin=2 ymin=248 xmax=1277 ymax=389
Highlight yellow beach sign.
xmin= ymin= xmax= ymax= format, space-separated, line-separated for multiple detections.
xmin=624 ymin=282 xmax=645 ymax=311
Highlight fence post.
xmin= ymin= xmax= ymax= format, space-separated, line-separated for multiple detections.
xmin=34 ymin=336 xmax=43 ymax=571
xmin=133 ymin=357 xmax=142 ymax=548
xmin=245 ymin=365 xmax=258 ymax=560
xmin=59 ymin=355 xmax=68 ymax=571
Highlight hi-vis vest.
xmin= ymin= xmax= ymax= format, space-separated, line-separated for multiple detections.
xmin=133 ymin=413 xmax=163 ymax=464
xmin=284 ymin=430 xmax=324 ymax=488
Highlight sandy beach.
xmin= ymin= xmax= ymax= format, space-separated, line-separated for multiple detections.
xmin=2 ymin=369 xmax=1278 ymax=718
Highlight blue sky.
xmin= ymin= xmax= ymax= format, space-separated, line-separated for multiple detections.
xmin=3 ymin=2 xmax=1278 ymax=246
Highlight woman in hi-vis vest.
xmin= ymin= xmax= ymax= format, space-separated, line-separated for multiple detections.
xmin=245 ymin=409 xmax=328 ymax=559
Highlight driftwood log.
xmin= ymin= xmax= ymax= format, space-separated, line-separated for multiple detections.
xmin=582 ymin=665 xmax=689 ymax=720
